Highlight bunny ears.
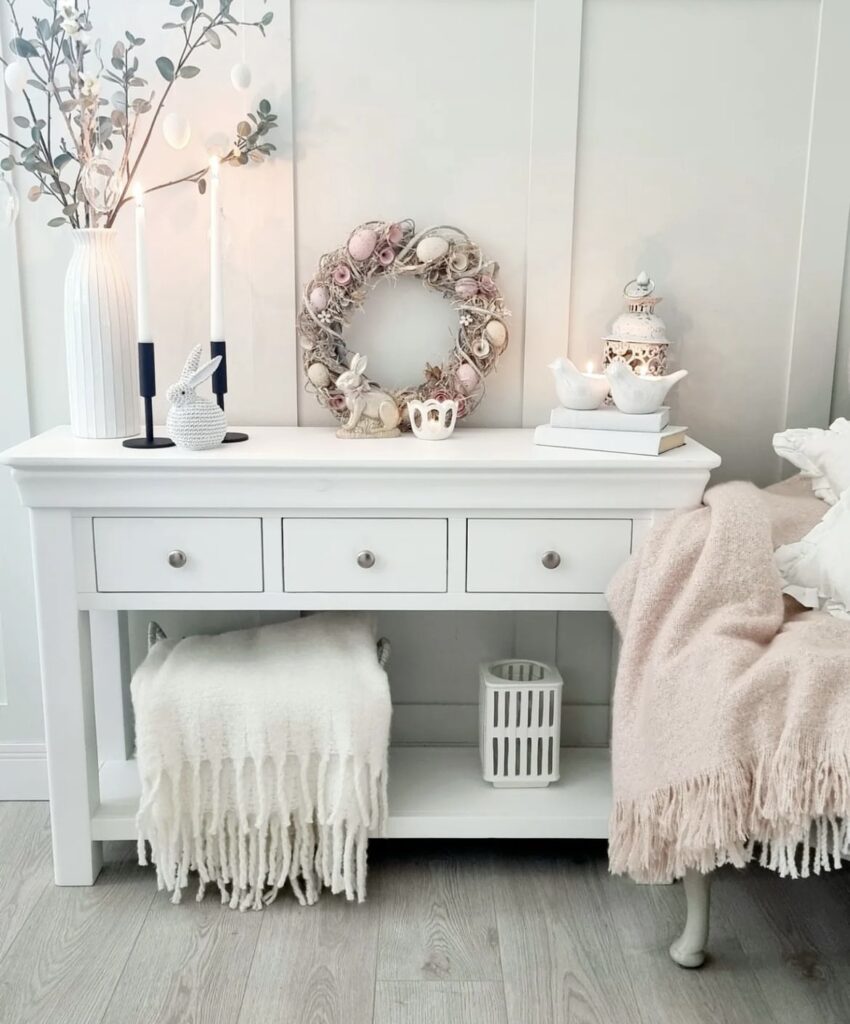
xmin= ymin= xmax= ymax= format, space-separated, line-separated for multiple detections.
xmin=179 ymin=344 xmax=222 ymax=390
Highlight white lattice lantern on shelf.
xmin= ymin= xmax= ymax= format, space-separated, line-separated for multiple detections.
xmin=479 ymin=659 xmax=563 ymax=788
xmin=603 ymin=271 xmax=670 ymax=377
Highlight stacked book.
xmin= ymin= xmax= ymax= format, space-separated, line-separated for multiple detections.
xmin=534 ymin=407 xmax=687 ymax=456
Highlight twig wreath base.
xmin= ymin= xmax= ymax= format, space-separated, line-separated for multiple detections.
xmin=298 ymin=219 xmax=510 ymax=433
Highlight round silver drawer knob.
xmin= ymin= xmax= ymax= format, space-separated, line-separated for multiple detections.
xmin=356 ymin=550 xmax=376 ymax=569
xmin=167 ymin=549 xmax=187 ymax=569
xmin=541 ymin=550 xmax=561 ymax=570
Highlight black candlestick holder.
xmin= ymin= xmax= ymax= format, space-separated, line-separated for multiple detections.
xmin=211 ymin=340 xmax=248 ymax=443
xmin=123 ymin=341 xmax=175 ymax=450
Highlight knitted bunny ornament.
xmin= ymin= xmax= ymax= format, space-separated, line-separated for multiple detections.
xmin=166 ymin=345 xmax=228 ymax=450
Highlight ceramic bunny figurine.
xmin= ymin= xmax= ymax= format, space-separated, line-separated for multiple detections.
xmin=334 ymin=353 xmax=401 ymax=438
xmin=606 ymin=360 xmax=688 ymax=415
xmin=166 ymin=345 xmax=228 ymax=450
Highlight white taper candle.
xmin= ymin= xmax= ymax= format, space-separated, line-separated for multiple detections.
xmin=134 ymin=184 xmax=151 ymax=342
xmin=209 ymin=156 xmax=225 ymax=341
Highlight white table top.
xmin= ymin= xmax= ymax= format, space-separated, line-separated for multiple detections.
xmin=1 ymin=426 xmax=721 ymax=472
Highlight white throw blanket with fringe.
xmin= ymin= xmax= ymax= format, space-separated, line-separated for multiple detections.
xmin=131 ymin=612 xmax=392 ymax=908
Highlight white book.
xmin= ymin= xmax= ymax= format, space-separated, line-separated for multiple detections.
xmin=549 ymin=406 xmax=670 ymax=432
xmin=534 ymin=423 xmax=688 ymax=456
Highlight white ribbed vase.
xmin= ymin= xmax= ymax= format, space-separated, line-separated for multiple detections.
xmin=64 ymin=229 xmax=139 ymax=438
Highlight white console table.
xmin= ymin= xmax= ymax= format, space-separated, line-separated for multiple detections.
xmin=2 ymin=426 xmax=720 ymax=885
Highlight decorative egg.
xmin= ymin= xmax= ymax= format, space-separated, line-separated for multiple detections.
xmin=416 ymin=235 xmax=449 ymax=263
xmin=484 ymin=319 xmax=507 ymax=349
xmin=348 ymin=228 xmax=378 ymax=261
xmin=230 ymin=62 xmax=252 ymax=91
xmin=455 ymin=277 xmax=479 ymax=300
xmin=307 ymin=362 xmax=331 ymax=388
xmin=309 ymin=285 xmax=329 ymax=312
xmin=472 ymin=338 xmax=491 ymax=359
xmin=3 ymin=60 xmax=28 ymax=95
xmin=455 ymin=363 xmax=479 ymax=393
xmin=162 ymin=112 xmax=191 ymax=150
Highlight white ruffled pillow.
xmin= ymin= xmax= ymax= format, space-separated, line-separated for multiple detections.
xmin=775 ymin=490 xmax=850 ymax=620
xmin=773 ymin=418 xmax=850 ymax=505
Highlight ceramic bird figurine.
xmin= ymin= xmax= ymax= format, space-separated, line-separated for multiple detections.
xmin=606 ymin=360 xmax=688 ymax=415
xmin=548 ymin=357 xmax=610 ymax=410
xmin=166 ymin=345 xmax=228 ymax=450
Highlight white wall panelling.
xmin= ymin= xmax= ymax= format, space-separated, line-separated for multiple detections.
xmin=784 ymin=0 xmax=850 ymax=430
xmin=2 ymin=0 xmax=849 ymax=790
xmin=0 ymin=12 xmax=47 ymax=798
xmin=521 ymin=0 xmax=584 ymax=427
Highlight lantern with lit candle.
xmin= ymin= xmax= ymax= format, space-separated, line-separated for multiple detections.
xmin=603 ymin=272 xmax=670 ymax=378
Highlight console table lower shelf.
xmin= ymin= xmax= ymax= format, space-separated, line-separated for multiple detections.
xmin=92 ymin=745 xmax=612 ymax=842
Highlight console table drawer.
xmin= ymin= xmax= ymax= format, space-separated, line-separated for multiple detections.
xmin=93 ymin=517 xmax=264 ymax=592
xmin=466 ymin=518 xmax=632 ymax=593
xmin=283 ymin=518 xmax=447 ymax=592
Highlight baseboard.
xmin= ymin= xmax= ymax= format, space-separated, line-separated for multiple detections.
xmin=0 ymin=743 xmax=48 ymax=800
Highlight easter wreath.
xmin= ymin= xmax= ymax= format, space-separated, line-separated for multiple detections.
xmin=298 ymin=220 xmax=510 ymax=436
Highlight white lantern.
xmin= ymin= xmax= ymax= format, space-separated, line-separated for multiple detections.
xmin=603 ymin=271 xmax=670 ymax=377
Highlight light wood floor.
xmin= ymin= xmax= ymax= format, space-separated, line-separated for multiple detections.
xmin=1 ymin=802 xmax=849 ymax=1024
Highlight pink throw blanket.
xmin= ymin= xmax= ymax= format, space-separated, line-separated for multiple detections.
xmin=608 ymin=476 xmax=850 ymax=882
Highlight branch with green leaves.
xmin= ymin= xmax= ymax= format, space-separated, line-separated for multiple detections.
xmin=0 ymin=0 xmax=277 ymax=229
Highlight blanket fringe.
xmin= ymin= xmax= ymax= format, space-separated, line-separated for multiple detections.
xmin=610 ymin=731 xmax=850 ymax=882
xmin=137 ymin=752 xmax=386 ymax=908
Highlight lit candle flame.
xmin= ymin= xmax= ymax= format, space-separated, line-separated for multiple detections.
xmin=209 ymin=155 xmax=220 ymax=179
xmin=133 ymin=182 xmax=144 ymax=205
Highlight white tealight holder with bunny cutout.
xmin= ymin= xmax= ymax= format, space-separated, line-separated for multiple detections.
xmin=166 ymin=345 xmax=228 ymax=450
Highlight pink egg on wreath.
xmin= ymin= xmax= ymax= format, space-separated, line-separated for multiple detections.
xmin=348 ymin=227 xmax=378 ymax=261
xmin=455 ymin=362 xmax=479 ymax=393
xmin=332 ymin=264 xmax=352 ymax=287
xmin=455 ymin=277 xmax=479 ymax=299
xmin=377 ymin=246 xmax=395 ymax=267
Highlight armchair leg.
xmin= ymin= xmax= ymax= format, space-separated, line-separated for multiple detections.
xmin=670 ymin=869 xmax=712 ymax=968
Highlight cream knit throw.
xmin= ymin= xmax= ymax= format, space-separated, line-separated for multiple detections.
xmin=608 ymin=477 xmax=850 ymax=883
xmin=132 ymin=612 xmax=392 ymax=908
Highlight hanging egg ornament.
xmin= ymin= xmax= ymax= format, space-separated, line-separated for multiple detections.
xmin=0 ymin=173 xmax=20 ymax=228
xmin=230 ymin=62 xmax=252 ymax=91
xmin=3 ymin=60 xmax=28 ymax=95
xmin=484 ymin=319 xmax=507 ymax=349
xmin=81 ymin=153 xmax=125 ymax=215
xmin=162 ymin=111 xmax=192 ymax=150
xmin=415 ymin=235 xmax=449 ymax=263
xmin=348 ymin=227 xmax=378 ymax=261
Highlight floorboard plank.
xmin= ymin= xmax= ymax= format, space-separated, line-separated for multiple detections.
xmin=374 ymin=840 xmax=502 ymax=982
xmin=0 ymin=802 xmax=53 ymax=962
xmin=493 ymin=841 xmax=646 ymax=1024
xmin=237 ymin=891 xmax=380 ymax=1024
xmin=100 ymin=887 xmax=263 ymax=1024
xmin=374 ymin=981 xmax=507 ymax=1024
xmin=0 ymin=842 xmax=154 ymax=1024
xmin=608 ymin=864 xmax=774 ymax=1024
xmin=713 ymin=865 xmax=850 ymax=1024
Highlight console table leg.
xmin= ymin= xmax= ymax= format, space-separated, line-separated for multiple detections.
xmin=29 ymin=509 xmax=103 ymax=885
xmin=670 ymin=869 xmax=712 ymax=968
